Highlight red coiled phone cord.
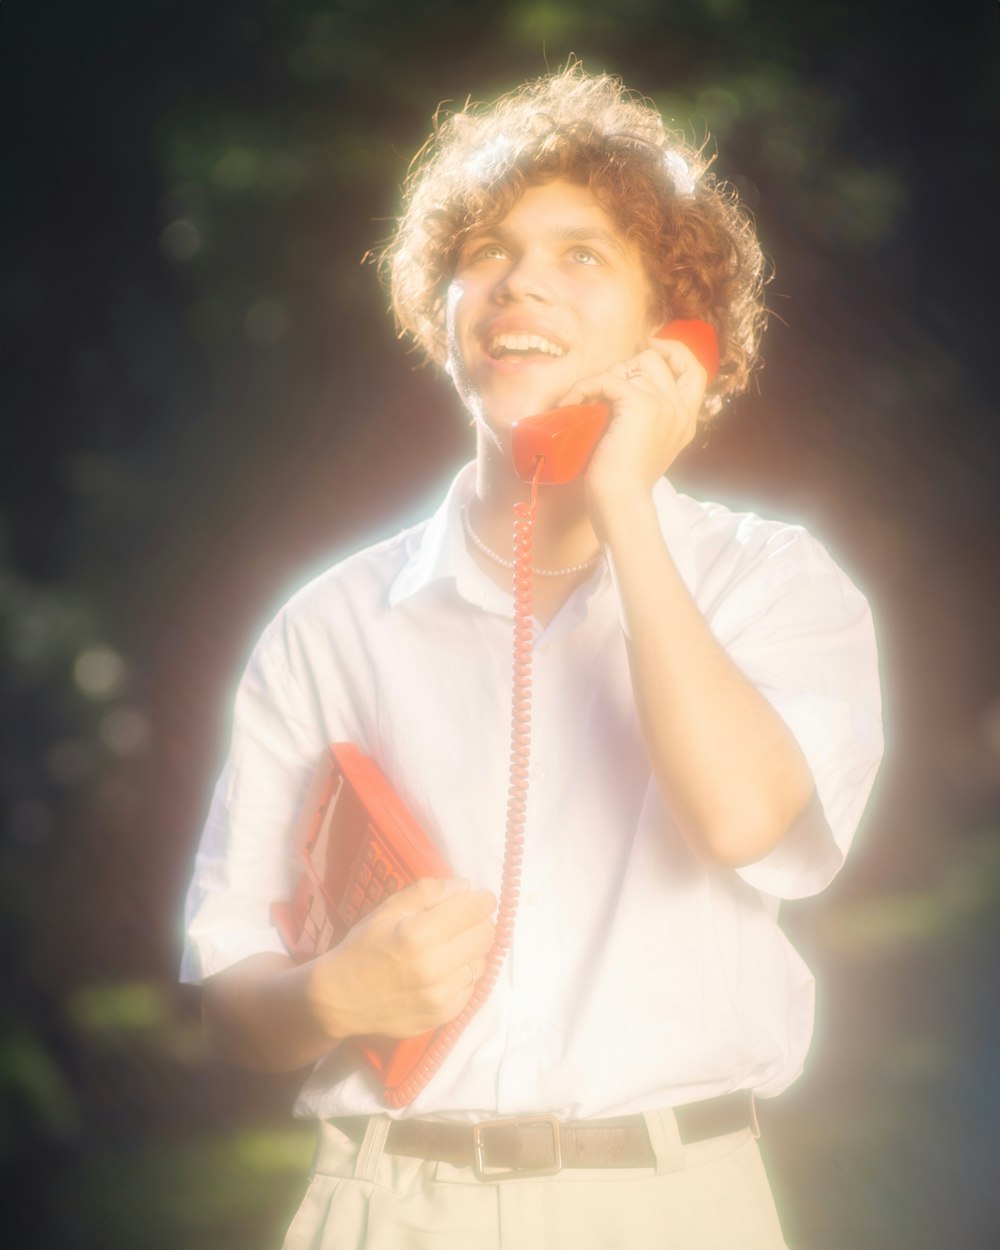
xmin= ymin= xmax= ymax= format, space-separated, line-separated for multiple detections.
xmin=384 ymin=465 xmax=543 ymax=1107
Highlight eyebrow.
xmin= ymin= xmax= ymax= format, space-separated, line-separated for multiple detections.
xmin=463 ymin=222 xmax=629 ymax=258
xmin=549 ymin=225 xmax=628 ymax=256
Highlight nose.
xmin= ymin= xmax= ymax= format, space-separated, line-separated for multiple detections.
xmin=493 ymin=250 xmax=552 ymax=304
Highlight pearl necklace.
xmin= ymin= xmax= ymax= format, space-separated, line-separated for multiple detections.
xmin=461 ymin=507 xmax=602 ymax=578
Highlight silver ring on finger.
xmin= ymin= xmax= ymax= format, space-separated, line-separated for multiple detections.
xmin=625 ymin=364 xmax=644 ymax=381
xmin=466 ymin=961 xmax=478 ymax=988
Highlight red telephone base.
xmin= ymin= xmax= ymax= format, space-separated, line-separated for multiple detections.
xmin=270 ymin=744 xmax=452 ymax=1096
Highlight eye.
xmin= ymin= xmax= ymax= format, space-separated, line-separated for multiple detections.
xmin=569 ymin=247 xmax=600 ymax=265
xmin=461 ymin=239 xmax=506 ymax=266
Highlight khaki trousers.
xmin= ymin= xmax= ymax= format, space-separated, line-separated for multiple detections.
xmin=281 ymin=1108 xmax=789 ymax=1249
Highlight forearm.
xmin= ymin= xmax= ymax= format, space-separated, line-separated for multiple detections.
xmin=201 ymin=953 xmax=343 ymax=1074
xmin=198 ymin=880 xmax=497 ymax=1073
xmin=597 ymin=490 xmax=816 ymax=866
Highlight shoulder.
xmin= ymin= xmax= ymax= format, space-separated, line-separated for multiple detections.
xmin=289 ymin=523 xmax=425 ymax=614
xmin=674 ymin=491 xmax=872 ymax=632
xmin=253 ymin=520 xmax=429 ymax=669
xmin=678 ymin=491 xmax=824 ymax=565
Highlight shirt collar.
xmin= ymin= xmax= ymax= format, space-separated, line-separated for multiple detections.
xmin=388 ymin=462 xmax=698 ymax=609
xmin=388 ymin=462 xmax=508 ymax=612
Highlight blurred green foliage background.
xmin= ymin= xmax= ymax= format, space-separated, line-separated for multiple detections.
xmin=2 ymin=1 xmax=998 ymax=1246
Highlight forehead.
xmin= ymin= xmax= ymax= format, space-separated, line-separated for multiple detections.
xmin=472 ymin=178 xmax=631 ymax=250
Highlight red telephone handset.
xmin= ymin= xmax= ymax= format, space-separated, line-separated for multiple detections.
xmin=511 ymin=318 xmax=719 ymax=484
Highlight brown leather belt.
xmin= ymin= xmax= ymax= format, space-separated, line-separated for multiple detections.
xmin=333 ymin=1091 xmax=756 ymax=1180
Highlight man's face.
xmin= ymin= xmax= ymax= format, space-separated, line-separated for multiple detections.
xmin=445 ymin=179 xmax=657 ymax=439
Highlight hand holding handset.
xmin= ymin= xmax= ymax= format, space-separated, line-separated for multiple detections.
xmin=511 ymin=319 xmax=720 ymax=484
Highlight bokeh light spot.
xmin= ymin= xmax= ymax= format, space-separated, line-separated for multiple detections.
xmin=213 ymin=147 xmax=261 ymax=191
xmin=701 ymin=0 xmax=749 ymax=19
xmin=697 ymin=85 xmax=741 ymax=132
xmin=159 ymin=217 xmax=201 ymax=262
xmin=100 ymin=707 xmax=151 ymax=757
xmin=233 ymin=1127 xmax=317 ymax=1174
xmin=74 ymin=645 xmax=128 ymax=699
xmin=69 ymin=981 xmax=166 ymax=1032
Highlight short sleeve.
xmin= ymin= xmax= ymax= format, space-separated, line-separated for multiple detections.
xmin=710 ymin=526 xmax=883 ymax=900
xmin=180 ymin=619 xmax=332 ymax=983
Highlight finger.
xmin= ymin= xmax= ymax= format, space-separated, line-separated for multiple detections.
xmin=630 ymin=347 xmax=682 ymax=392
xmin=435 ymin=914 xmax=496 ymax=972
xmin=559 ymin=370 xmax=638 ymax=409
xmin=438 ymin=953 xmax=490 ymax=1019
xmin=402 ymin=886 xmax=497 ymax=946
xmin=648 ymin=339 xmax=708 ymax=411
xmin=604 ymin=355 xmax=679 ymax=409
xmin=390 ymin=945 xmax=490 ymax=1033
xmin=448 ymin=952 xmax=489 ymax=994
xmin=397 ymin=906 xmax=495 ymax=992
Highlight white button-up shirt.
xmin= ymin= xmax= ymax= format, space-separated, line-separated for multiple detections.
xmin=181 ymin=463 xmax=883 ymax=1122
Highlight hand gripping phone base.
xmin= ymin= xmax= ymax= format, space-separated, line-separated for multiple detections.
xmin=270 ymin=744 xmax=454 ymax=1099
xmin=271 ymin=743 xmax=526 ymax=1106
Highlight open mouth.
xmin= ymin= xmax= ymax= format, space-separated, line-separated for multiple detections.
xmin=485 ymin=332 xmax=567 ymax=362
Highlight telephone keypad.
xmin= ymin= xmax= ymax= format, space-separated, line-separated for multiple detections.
xmin=338 ymin=830 xmax=404 ymax=931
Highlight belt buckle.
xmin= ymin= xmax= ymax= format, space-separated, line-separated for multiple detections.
xmin=472 ymin=1114 xmax=562 ymax=1180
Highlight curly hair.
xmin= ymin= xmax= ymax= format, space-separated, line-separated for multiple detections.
xmin=382 ymin=65 xmax=768 ymax=415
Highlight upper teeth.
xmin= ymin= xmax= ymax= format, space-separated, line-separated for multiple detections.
xmin=488 ymin=333 xmax=565 ymax=357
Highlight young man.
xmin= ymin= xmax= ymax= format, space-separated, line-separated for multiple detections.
xmin=182 ymin=67 xmax=882 ymax=1248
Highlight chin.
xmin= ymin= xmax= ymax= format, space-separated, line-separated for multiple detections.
xmin=479 ymin=384 xmax=562 ymax=431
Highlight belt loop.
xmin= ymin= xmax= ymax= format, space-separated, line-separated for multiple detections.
xmin=353 ymin=1115 xmax=391 ymax=1182
xmin=641 ymin=1106 xmax=686 ymax=1175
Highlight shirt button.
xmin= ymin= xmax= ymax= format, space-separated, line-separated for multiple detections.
xmin=526 ymin=890 xmax=542 ymax=907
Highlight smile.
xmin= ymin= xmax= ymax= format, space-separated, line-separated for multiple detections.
xmin=486 ymin=333 xmax=566 ymax=360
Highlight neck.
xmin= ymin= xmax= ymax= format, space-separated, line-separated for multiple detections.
xmin=472 ymin=428 xmax=599 ymax=571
